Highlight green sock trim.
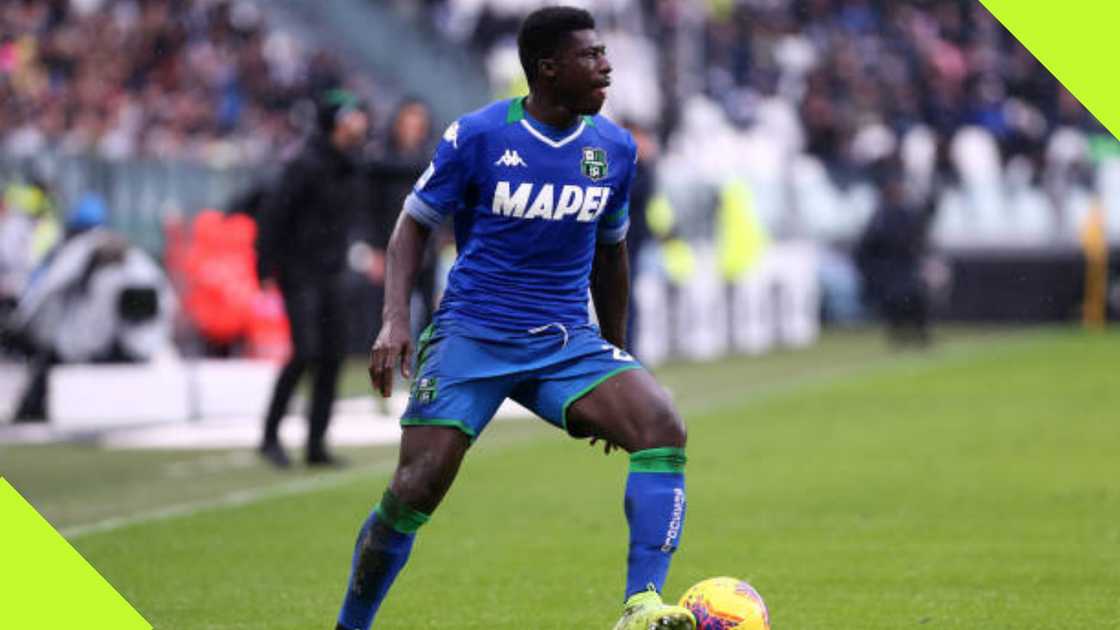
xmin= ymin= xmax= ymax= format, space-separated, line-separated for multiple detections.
xmin=629 ymin=447 xmax=687 ymax=474
xmin=374 ymin=489 xmax=430 ymax=534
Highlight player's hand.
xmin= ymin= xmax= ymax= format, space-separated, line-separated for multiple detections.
xmin=589 ymin=436 xmax=620 ymax=456
xmin=369 ymin=317 xmax=412 ymax=399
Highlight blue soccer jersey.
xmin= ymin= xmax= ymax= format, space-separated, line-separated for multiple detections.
xmin=404 ymin=97 xmax=636 ymax=332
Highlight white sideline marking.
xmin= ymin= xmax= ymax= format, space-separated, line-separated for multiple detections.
xmin=160 ymin=451 xmax=260 ymax=479
xmin=62 ymin=461 xmax=397 ymax=540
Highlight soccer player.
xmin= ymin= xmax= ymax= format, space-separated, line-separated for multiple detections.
xmin=335 ymin=7 xmax=694 ymax=629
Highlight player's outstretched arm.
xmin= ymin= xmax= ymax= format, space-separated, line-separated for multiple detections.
xmin=590 ymin=240 xmax=630 ymax=349
xmin=369 ymin=212 xmax=432 ymax=398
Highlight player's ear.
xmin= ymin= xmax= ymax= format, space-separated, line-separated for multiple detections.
xmin=538 ymin=57 xmax=558 ymax=82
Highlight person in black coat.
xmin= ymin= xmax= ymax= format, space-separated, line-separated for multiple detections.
xmin=856 ymin=161 xmax=935 ymax=347
xmin=256 ymin=90 xmax=369 ymax=467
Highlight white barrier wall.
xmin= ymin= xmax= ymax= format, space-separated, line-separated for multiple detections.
xmin=42 ymin=358 xmax=281 ymax=429
xmin=635 ymin=242 xmax=820 ymax=365
xmin=49 ymin=361 xmax=190 ymax=428
xmin=187 ymin=359 xmax=280 ymax=419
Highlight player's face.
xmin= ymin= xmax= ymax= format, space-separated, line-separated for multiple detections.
xmin=554 ymin=29 xmax=612 ymax=115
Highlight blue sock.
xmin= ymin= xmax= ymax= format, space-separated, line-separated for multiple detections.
xmin=337 ymin=490 xmax=429 ymax=630
xmin=624 ymin=447 xmax=687 ymax=601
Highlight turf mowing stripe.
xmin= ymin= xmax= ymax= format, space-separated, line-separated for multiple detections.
xmin=59 ymin=425 xmax=546 ymax=540
xmin=670 ymin=327 xmax=1040 ymax=418
xmin=59 ymin=329 xmax=1040 ymax=541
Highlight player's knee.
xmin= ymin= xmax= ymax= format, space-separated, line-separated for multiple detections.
xmin=640 ymin=400 xmax=687 ymax=450
xmin=374 ymin=488 xmax=430 ymax=534
xmin=390 ymin=463 xmax=449 ymax=515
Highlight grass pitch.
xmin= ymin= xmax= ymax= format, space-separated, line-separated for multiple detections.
xmin=3 ymin=327 xmax=1118 ymax=629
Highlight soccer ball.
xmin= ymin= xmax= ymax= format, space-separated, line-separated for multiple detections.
xmin=678 ymin=577 xmax=771 ymax=630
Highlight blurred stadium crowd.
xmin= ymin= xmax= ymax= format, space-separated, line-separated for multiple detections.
xmin=413 ymin=0 xmax=1118 ymax=249
xmin=424 ymin=0 xmax=1101 ymax=153
xmin=1 ymin=0 xmax=353 ymax=165
xmin=0 ymin=0 xmax=1116 ymax=423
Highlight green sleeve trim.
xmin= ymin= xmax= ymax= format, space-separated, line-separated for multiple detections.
xmin=401 ymin=417 xmax=477 ymax=441
xmin=560 ymin=364 xmax=644 ymax=432
xmin=375 ymin=489 xmax=430 ymax=534
xmin=602 ymin=202 xmax=629 ymax=223
xmin=630 ymin=447 xmax=687 ymax=474
xmin=506 ymin=97 xmax=526 ymax=123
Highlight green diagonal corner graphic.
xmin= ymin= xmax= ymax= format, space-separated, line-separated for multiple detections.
xmin=981 ymin=0 xmax=1120 ymax=140
xmin=0 ymin=478 xmax=151 ymax=629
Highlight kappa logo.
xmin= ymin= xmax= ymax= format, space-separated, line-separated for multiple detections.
xmin=494 ymin=149 xmax=528 ymax=167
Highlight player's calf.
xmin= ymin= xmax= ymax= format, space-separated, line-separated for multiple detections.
xmin=624 ymin=444 xmax=687 ymax=600
xmin=335 ymin=427 xmax=468 ymax=629
xmin=336 ymin=489 xmax=429 ymax=630
xmin=618 ymin=386 xmax=689 ymax=602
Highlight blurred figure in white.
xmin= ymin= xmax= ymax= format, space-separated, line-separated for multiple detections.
xmin=11 ymin=193 xmax=177 ymax=421
xmin=0 ymin=174 xmax=61 ymax=318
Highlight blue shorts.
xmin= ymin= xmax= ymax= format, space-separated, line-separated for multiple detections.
xmin=401 ymin=319 xmax=644 ymax=440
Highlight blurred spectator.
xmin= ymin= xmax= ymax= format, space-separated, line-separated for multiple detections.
xmin=255 ymin=90 xmax=369 ymax=469
xmin=409 ymin=0 xmax=1102 ymax=181
xmin=855 ymin=160 xmax=934 ymax=346
xmin=11 ymin=193 xmax=176 ymax=420
xmin=363 ymin=98 xmax=439 ymax=343
xmin=0 ymin=0 xmax=358 ymax=166
xmin=622 ymin=120 xmax=657 ymax=353
xmin=0 ymin=173 xmax=60 ymax=311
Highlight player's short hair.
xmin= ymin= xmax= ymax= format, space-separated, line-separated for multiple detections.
xmin=517 ymin=6 xmax=596 ymax=84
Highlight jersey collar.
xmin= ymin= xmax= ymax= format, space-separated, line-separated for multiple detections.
xmin=507 ymin=97 xmax=592 ymax=149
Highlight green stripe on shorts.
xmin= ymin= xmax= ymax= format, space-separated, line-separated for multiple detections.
xmin=560 ymin=364 xmax=644 ymax=432
xmin=401 ymin=417 xmax=477 ymax=440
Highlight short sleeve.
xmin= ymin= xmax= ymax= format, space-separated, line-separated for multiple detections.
xmin=405 ymin=120 xmax=470 ymax=229
xmin=596 ymin=141 xmax=636 ymax=244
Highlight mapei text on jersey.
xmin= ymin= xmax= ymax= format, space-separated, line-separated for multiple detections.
xmin=491 ymin=181 xmax=612 ymax=222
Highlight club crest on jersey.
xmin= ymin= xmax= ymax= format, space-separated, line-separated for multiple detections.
xmin=580 ymin=147 xmax=608 ymax=181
